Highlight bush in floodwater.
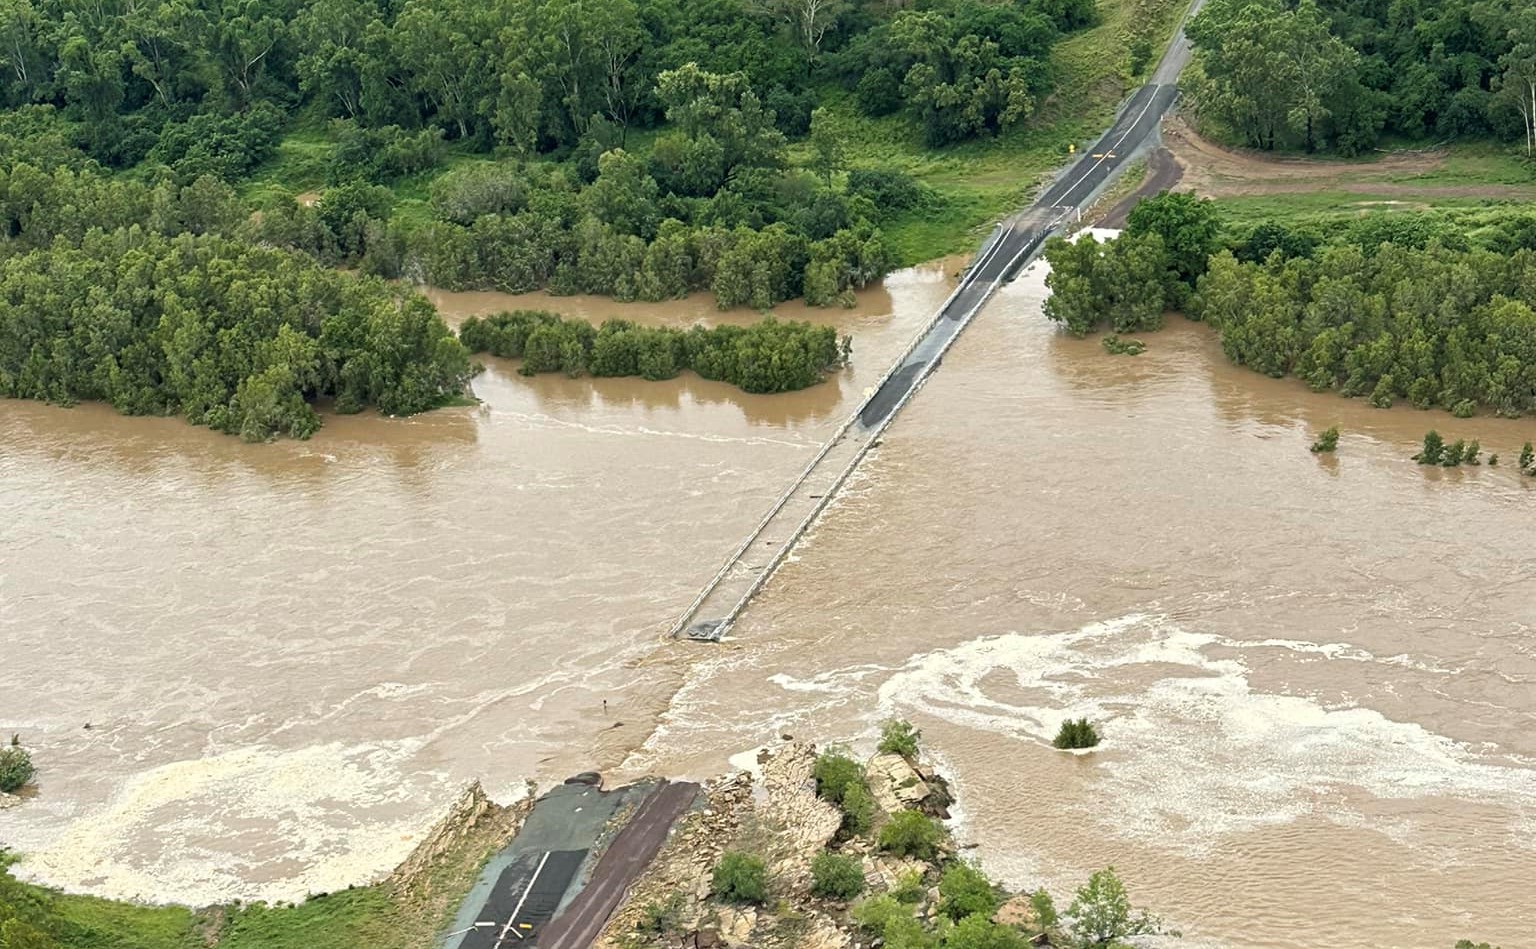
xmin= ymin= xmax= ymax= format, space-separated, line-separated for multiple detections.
xmin=877 ymin=719 xmax=921 ymax=759
xmin=1414 ymin=430 xmax=1445 ymax=465
xmin=810 ymin=851 xmax=865 ymax=901
xmin=1101 ymin=334 xmax=1147 ymax=355
xmin=0 ymin=739 xmax=34 ymax=793
xmin=1310 ymin=426 xmax=1339 ymax=453
xmin=1521 ymin=442 xmax=1534 ymax=472
xmin=878 ymin=810 xmax=944 ymax=860
xmin=1053 ymin=718 xmax=1100 ymax=749
xmin=712 ymin=851 xmax=768 ymax=904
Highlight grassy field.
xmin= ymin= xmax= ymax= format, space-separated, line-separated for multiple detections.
xmin=239 ymin=0 xmax=1193 ymax=267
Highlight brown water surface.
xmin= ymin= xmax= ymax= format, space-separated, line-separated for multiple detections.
xmin=627 ymin=251 xmax=1536 ymax=949
xmin=0 ymin=263 xmax=953 ymax=904
xmin=3 ymin=248 xmax=1534 ymax=949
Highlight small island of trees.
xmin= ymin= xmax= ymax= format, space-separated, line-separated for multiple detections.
xmin=459 ymin=311 xmax=848 ymax=394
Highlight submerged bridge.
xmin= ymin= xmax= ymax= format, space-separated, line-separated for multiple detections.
xmin=669 ymin=9 xmax=1203 ymax=642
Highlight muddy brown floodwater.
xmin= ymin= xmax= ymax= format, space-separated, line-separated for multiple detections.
xmin=626 ymin=247 xmax=1536 ymax=949
xmin=3 ymin=244 xmax=1534 ymax=949
xmin=0 ymin=263 xmax=956 ymax=904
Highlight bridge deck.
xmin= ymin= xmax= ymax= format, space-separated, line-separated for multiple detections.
xmin=668 ymin=0 xmax=1205 ymax=641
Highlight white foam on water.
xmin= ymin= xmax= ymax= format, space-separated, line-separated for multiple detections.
xmin=4 ymin=740 xmax=450 ymax=906
xmin=872 ymin=615 xmax=1536 ymax=850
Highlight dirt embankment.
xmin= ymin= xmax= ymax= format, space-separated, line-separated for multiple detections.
xmin=1160 ymin=115 xmax=1536 ymax=203
xmin=1093 ymin=115 xmax=1536 ymax=226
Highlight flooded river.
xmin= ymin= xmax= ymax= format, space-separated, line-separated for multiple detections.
xmin=2 ymin=250 xmax=1534 ymax=947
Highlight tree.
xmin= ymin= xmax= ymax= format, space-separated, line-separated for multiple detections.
xmin=1281 ymin=0 xmax=1357 ymax=152
xmin=1068 ymin=868 xmax=1157 ymax=948
xmin=810 ymin=851 xmax=865 ymax=900
xmin=1125 ymin=191 xmax=1222 ymax=292
xmin=767 ymin=0 xmax=846 ymax=65
xmin=877 ymin=719 xmax=921 ymax=758
xmin=878 ymin=810 xmax=944 ymax=860
xmin=1310 ymin=426 xmax=1339 ymax=453
xmin=1495 ymin=10 xmax=1536 ymax=158
xmin=584 ymin=149 xmax=659 ymax=238
xmin=937 ymin=863 xmax=999 ymax=921
xmin=808 ymin=108 xmax=845 ymax=186
xmin=1520 ymin=441 xmax=1534 ymax=472
xmin=712 ymin=852 xmax=768 ymax=904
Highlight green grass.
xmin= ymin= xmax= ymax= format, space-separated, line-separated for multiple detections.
xmin=816 ymin=0 xmax=1191 ymax=264
xmin=214 ymin=890 xmax=402 ymax=949
xmin=0 ymin=859 xmax=199 ymax=949
xmin=1212 ymin=193 xmax=1535 ymax=236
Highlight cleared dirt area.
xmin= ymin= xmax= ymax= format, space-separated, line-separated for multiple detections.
xmin=1159 ymin=115 xmax=1536 ymax=202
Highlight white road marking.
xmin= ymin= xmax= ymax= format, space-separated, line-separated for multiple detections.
xmin=495 ymin=850 xmax=552 ymax=946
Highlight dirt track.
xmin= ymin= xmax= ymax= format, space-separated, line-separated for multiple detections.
xmin=1159 ymin=116 xmax=1536 ymax=203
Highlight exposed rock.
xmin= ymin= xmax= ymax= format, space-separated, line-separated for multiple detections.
xmin=719 ymin=906 xmax=757 ymax=946
xmin=387 ymin=781 xmax=523 ymax=895
xmin=866 ymin=753 xmax=930 ymax=814
xmin=799 ymin=916 xmax=853 ymax=949
xmin=996 ymin=893 xmax=1039 ymax=928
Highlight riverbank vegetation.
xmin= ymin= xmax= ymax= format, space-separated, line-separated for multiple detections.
xmin=0 ymin=230 xmax=472 ymax=441
xmin=459 ymin=311 xmax=846 ymax=393
xmin=0 ymin=0 xmax=1198 ymax=301
xmin=1184 ymin=0 xmax=1536 ymax=157
xmin=1047 ymin=192 xmax=1536 ymax=419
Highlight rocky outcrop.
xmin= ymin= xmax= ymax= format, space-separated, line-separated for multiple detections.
xmin=387 ymin=781 xmax=526 ymax=897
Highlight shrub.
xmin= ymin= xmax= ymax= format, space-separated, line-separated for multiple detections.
xmin=1521 ymin=442 xmax=1534 ymax=472
xmin=0 ymin=744 xmax=34 ymax=793
xmin=1310 ymin=426 xmax=1339 ymax=453
xmin=840 ymin=781 xmax=876 ymax=836
xmin=940 ymin=913 xmax=1029 ymax=949
xmin=634 ymin=893 xmax=683 ymax=934
xmin=1415 ymin=430 xmax=1445 ymax=465
xmin=879 ymin=810 xmax=944 ymax=860
xmin=810 ymin=852 xmax=865 ymax=901
xmin=937 ymin=863 xmax=999 ymax=921
xmin=1053 ymin=718 xmax=1100 ymax=749
xmin=1101 ymin=334 xmax=1146 ymax=355
xmin=847 ymin=168 xmax=931 ymax=214
xmin=813 ymin=751 xmax=865 ymax=804
xmin=891 ymin=870 xmax=926 ymax=904
xmin=877 ymin=720 xmax=921 ymax=759
xmin=711 ymin=852 xmax=768 ymax=904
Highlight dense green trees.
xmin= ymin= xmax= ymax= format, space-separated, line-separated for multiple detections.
xmin=0 ymin=231 xmax=471 ymax=439
xmin=1191 ymin=241 xmax=1536 ymax=416
xmin=834 ymin=0 xmax=1063 ymax=145
xmin=458 ymin=310 xmax=846 ymax=394
xmin=1043 ymin=231 xmax=1168 ymax=336
xmin=1187 ymin=0 xmax=1536 ymax=154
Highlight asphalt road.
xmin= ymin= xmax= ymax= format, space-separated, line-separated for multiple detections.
xmin=854 ymin=0 xmax=1208 ymax=432
xmin=534 ymin=781 xmax=699 ymax=948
